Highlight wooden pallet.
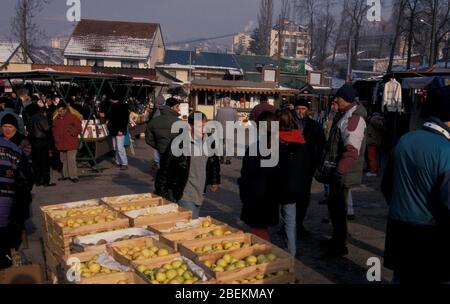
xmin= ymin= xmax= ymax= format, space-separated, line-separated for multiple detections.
xmin=107 ymin=236 xmax=180 ymax=267
xmin=159 ymin=225 xmax=244 ymax=251
xmin=178 ymin=233 xmax=269 ymax=263
xmin=196 ymin=243 xmax=295 ymax=284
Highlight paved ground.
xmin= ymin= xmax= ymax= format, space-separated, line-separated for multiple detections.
xmin=25 ymin=138 xmax=393 ymax=284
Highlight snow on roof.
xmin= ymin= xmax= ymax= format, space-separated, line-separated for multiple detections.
xmin=64 ymin=19 xmax=159 ymax=59
xmin=30 ymin=47 xmax=64 ymax=64
xmin=0 ymin=42 xmax=20 ymax=62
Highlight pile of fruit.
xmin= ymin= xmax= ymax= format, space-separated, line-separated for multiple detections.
xmin=136 ymin=260 xmax=201 ymax=284
xmin=78 ymin=256 xmax=119 ymax=278
xmin=57 ymin=214 xmax=118 ymax=228
xmin=114 ymin=244 xmax=170 ymax=261
xmin=116 ymin=280 xmax=129 ymax=284
xmin=194 ymin=240 xmax=250 ymax=254
xmin=224 ymin=271 xmax=288 ymax=284
xmin=195 ymin=228 xmax=233 ymax=239
xmin=49 ymin=206 xmax=109 ymax=219
xmin=203 ymin=253 xmax=279 ymax=272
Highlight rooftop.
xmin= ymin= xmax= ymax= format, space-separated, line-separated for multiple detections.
xmin=64 ymin=19 xmax=160 ymax=60
xmin=162 ymin=50 xmax=241 ymax=70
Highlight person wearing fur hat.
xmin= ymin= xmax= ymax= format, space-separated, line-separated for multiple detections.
xmin=382 ymin=86 xmax=450 ymax=283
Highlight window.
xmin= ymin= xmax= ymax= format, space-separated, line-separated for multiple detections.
xmin=87 ymin=59 xmax=104 ymax=67
xmin=67 ymin=58 xmax=80 ymax=66
xmin=121 ymin=61 xmax=139 ymax=68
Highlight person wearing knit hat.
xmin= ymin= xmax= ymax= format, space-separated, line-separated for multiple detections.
xmin=320 ymin=84 xmax=367 ymax=257
xmin=1 ymin=113 xmax=18 ymax=129
xmin=382 ymin=86 xmax=450 ymax=283
xmin=1 ymin=113 xmax=32 ymax=158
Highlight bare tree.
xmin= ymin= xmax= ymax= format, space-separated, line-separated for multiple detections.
xmin=387 ymin=0 xmax=407 ymax=73
xmin=295 ymin=0 xmax=321 ymax=61
xmin=347 ymin=0 xmax=370 ymax=68
xmin=315 ymin=0 xmax=336 ymax=68
xmin=330 ymin=0 xmax=350 ymax=71
xmin=277 ymin=0 xmax=290 ymax=59
xmin=403 ymin=0 xmax=421 ymax=69
xmin=10 ymin=0 xmax=51 ymax=62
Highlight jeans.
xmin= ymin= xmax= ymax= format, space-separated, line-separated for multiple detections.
xmin=346 ymin=189 xmax=354 ymax=216
xmin=178 ymin=200 xmax=201 ymax=219
xmin=154 ymin=150 xmax=160 ymax=168
xmin=112 ymin=135 xmax=128 ymax=166
xmin=280 ymin=203 xmax=297 ymax=256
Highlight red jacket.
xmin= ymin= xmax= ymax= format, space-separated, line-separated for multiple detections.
xmin=53 ymin=112 xmax=82 ymax=151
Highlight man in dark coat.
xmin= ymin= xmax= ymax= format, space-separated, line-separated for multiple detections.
xmin=155 ymin=112 xmax=220 ymax=219
xmin=28 ymin=108 xmax=55 ymax=187
xmin=145 ymin=97 xmax=181 ymax=169
xmin=107 ymin=93 xmax=130 ymax=170
xmin=294 ymin=99 xmax=326 ymax=236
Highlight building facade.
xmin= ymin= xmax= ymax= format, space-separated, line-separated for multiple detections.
xmin=231 ymin=33 xmax=253 ymax=55
xmin=64 ymin=19 xmax=165 ymax=69
xmin=269 ymin=20 xmax=310 ymax=60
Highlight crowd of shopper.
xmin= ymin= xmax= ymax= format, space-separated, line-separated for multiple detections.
xmin=0 ymin=88 xmax=131 ymax=270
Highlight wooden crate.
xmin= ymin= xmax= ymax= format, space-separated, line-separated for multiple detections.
xmin=159 ymin=225 xmax=244 ymax=251
xmin=43 ymin=245 xmax=64 ymax=284
xmin=128 ymin=206 xmax=193 ymax=227
xmin=178 ymin=233 xmax=269 ymax=263
xmin=63 ymin=248 xmax=127 ymax=284
xmin=40 ymin=199 xmax=104 ymax=245
xmin=147 ymin=217 xmax=225 ymax=235
xmin=79 ymin=271 xmax=148 ymax=284
xmin=103 ymin=196 xmax=168 ymax=213
xmin=44 ymin=210 xmax=131 ymax=259
xmin=196 ymin=243 xmax=294 ymax=284
xmin=107 ymin=236 xmax=180 ymax=267
xmin=132 ymin=255 xmax=214 ymax=284
xmin=248 ymin=271 xmax=295 ymax=284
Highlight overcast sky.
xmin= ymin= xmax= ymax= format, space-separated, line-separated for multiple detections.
xmin=1 ymin=0 xmax=393 ymax=44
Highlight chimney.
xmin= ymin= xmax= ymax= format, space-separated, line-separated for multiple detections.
xmin=195 ymin=47 xmax=201 ymax=56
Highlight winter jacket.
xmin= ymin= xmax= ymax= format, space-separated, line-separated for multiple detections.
xmin=320 ymin=103 xmax=367 ymax=188
xmin=0 ymin=138 xmax=32 ymax=228
xmin=276 ymin=130 xmax=312 ymax=205
xmin=382 ymin=117 xmax=450 ymax=282
xmin=383 ymin=78 xmax=402 ymax=112
xmin=52 ymin=112 xmax=82 ymax=151
xmin=28 ymin=111 xmax=51 ymax=140
xmin=297 ymin=117 xmax=326 ymax=176
xmin=154 ymin=139 xmax=221 ymax=203
xmin=145 ymin=108 xmax=181 ymax=155
xmin=4 ymin=132 xmax=32 ymax=158
xmin=239 ymin=143 xmax=279 ymax=228
xmin=215 ymin=106 xmax=239 ymax=139
xmin=107 ymin=102 xmax=129 ymax=137
xmin=366 ymin=114 xmax=384 ymax=146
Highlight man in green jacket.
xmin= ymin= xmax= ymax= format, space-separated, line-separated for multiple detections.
xmin=145 ymin=98 xmax=181 ymax=168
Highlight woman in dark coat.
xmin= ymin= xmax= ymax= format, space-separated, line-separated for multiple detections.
xmin=276 ymin=109 xmax=311 ymax=256
xmin=239 ymin=111 xmax=279 ymax=241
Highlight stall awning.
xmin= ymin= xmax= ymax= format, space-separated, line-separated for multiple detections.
xmin=402 ymin=76 xmax=450 ymax=89
xmin=189 ymin=79 xmax=298 ymax=95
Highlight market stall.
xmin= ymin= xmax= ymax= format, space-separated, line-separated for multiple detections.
xmin=40 ymin=193 xmax=296 ymax=285
xmin=189 ymin=79 xmax=298 ymax=121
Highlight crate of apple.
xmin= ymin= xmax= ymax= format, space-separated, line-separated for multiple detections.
xmin=136 ymin=260 xmax=202 ymax=284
